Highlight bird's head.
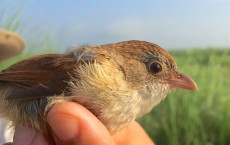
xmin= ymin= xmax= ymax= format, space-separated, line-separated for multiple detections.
xmin=96 ymin=40 xmax=197 ymax=92
xmin=138 ymin=43 xmax=197 ymax=91
xmin=99 ymin=40 xmax=198 ymax=117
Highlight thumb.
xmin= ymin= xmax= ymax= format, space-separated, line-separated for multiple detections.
xmin=47 ymin=102 xmax=116 ymax=145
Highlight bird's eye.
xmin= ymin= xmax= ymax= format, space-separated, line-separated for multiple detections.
xmin=149 ymin=62 xmax=162 ymax=74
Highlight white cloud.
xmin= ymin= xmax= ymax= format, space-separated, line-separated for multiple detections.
xmin=106 ymin=19 xmax=154 ymax=39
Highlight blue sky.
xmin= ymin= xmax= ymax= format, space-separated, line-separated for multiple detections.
xmin=1 ymin=0 xmax=230 ymax=49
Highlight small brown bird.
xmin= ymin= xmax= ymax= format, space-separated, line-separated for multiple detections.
xmin=0 ymin=40 xmax=197 ymax=135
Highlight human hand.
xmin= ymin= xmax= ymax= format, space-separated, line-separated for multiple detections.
xmin=3 ymin=102 xmax=154 ymax=145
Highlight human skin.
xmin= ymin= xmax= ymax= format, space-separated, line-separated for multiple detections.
xmin=3 ymin=102 xmax=154 ymax=145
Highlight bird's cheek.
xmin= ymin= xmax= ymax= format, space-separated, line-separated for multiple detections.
xmin=166 ymin=73 xmax=198 ymax=90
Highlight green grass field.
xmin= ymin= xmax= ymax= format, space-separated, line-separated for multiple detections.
xmin=0 ymin=49 xmax=229 ymax=145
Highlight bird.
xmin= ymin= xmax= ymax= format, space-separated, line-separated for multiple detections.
xmin=0 ymin=40 xmax=197 ymax=135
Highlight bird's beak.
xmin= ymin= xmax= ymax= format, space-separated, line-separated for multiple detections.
xmin=166 ymin=72 xmax=198 ymax=90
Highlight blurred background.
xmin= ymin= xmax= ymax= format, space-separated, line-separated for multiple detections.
xmin=0 ymin=0 xmax=230 ymax=145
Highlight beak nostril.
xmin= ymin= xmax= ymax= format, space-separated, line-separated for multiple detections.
xmin=167 ymin=73 xmax=198 ymax=90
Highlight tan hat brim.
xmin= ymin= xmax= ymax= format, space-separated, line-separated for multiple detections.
xmin=0 ymin=29 xmax=25 ymax=61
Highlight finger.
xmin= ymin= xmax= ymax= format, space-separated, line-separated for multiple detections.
xmin=112 ymin=121 xmax=155 ymax=145
xmin=29 ymin=134 xmax=50 ymax=145
xmin=13 ymin=125 xmax=50 ymax=145
xmin=47 ymin=102 xmax=116 ymax=145
xmin=3 ymin=142 xmax=12 ymax=145
xmin=13 ymin=125 xmax=36 ymax=145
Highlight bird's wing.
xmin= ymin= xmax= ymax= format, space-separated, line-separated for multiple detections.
xmin=0 ymin=54 xmax=77 ymax=100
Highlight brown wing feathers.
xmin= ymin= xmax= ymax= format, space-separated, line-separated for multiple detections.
xmin=0 ymin=54 xmax=75 ymax=100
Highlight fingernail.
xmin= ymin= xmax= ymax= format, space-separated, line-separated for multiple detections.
xmin=47 ymin=113 xmax=79 ymax=142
